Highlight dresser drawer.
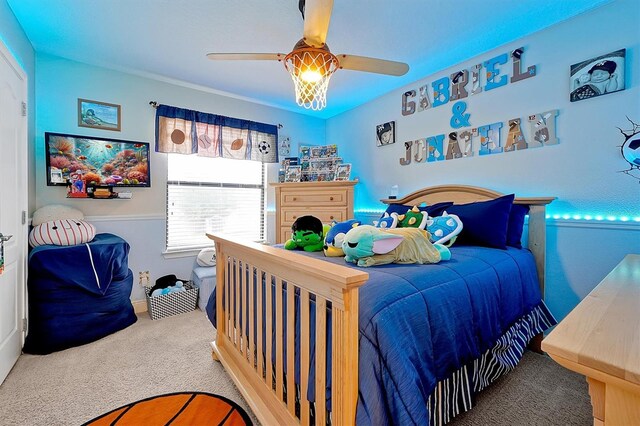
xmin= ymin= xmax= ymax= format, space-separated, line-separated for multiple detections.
xmin=281 ymin=190 xmax=347 ymax=207
xmin=283 ymin=208 xmax=347 ymax=225
xmin=280 ymin=227 xmax=292 ymax=244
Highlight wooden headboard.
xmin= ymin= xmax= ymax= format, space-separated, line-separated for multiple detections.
xmin=381 ymin=184 xmax=556 ymax=298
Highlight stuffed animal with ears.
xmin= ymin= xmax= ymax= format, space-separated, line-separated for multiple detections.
xmin=323 ymin=219 xmax=361 ymax=257
xmin=342 ymin=225 xmax=451 ymax=267
xmin=284 ymin=215 xmax=325 ymax=252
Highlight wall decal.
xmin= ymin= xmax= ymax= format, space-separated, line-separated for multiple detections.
xmin=398 ymin=111 xmax=559 ymax=166
xmin=477 ymin=122 xmax=504 ymax=155
xmin=426 ymin=135 xmax=445 ymax=162
xmin=400 ymin=141 xmax=413 ymax=165
xmin=376 ymin=121 xmax=396 ymax=147
xmin=402 ymin=90 xmax=416 ymax=116
xmin=450 ymin=70 xmax=469 ymax=101
xmin=450 ymin=101 xmax=471 ymax=128
xmin=618 ymin=117 xmax=640 ymax=182
xmin=527 ymin=110 xmax=559 ymax=147
xmin=432 ymin=77 xmax=450 ymax=107
xmin=471 ymin=63 xmax=483 ymax=95
xmin=510 ymin=47 xmax=537 ymax=82
xmin=484 ymin=53 xmax=509 ymax=91
xmin=414 ymin=138 xmax=427 ymax=163
xmin=401 ymin=46 xmax=536 ymax=116
xmin=418 ymin=85 xmax=431 ymax=111
xmin=278 ymin=136 xmax=291 ymax=156
xmin=505 ymin=118 xmax=527 ymax=152
xmin=445 ymin=132 xmax=463 ymax=160
xmin=570 ymin=49 xmax=625 ymax=102
xmin=458 ymin=130 xmax=474 ymax=157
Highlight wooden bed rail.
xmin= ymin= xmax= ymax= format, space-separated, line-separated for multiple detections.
xmin=207 ymin=233 xmax=369 ymax=426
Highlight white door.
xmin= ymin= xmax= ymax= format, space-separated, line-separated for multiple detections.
xmin=0 ymin=40 xmax=28 ymax=385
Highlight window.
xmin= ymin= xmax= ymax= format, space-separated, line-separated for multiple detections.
xmin=166 ymin=154 xmax=265 ymax=251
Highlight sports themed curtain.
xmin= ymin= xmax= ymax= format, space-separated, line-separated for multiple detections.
xmin=155 ymin=104 xmax=279 ymax=163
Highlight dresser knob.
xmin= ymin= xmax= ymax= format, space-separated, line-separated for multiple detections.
xmin=330 ymin=216 xmax=334 ymax=220
xmin=329 ymin=197 xmax=334 ymax=201
xmin=292 ymin=216 xmax=296 ymax=219
xmin=292 ymin=197 xmax=297 ymax=201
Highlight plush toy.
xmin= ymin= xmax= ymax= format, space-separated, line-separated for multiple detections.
xmin=284 ymin=215 xmax=325 ymax=252
xmin=151 ymin=280 xmax=186 ymax=297
xmin=342 ymin=225 xmax=451 ymax=267
xmin=323 ymin=219 xmax=361 ymax=257
xmin=375 ymin=212 xmax=399 ymax=229
xmin=397 ymin=206 xmax=428 ymax=229
xmin=426 ymin=212 xmax=464 ymax=246
xmin=29 ymin=219 xmax=96 ymax=248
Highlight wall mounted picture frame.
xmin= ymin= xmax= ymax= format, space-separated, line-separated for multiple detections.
xmin=376 ymin=121 xmax=396 ymax=147
xmin=570 ymin=49 xmax=625 ymax=102
xmin=78 ymin=98 xmax=121 ymax=131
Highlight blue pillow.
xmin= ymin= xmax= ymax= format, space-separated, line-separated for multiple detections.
xmin=382 ymin=201 xmax=454 ymax=220
xmin=446 ymin=194 xmax=515 ymax=249
xmin=506 ymin=204 xmax=529 ymax=249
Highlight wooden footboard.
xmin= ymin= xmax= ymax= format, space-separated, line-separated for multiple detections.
xmin=207 ymin=233 xmax=368 ymax=426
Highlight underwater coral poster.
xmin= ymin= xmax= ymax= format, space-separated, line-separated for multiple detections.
xmin=78 ymin=98 xmax=121 ymax=131
xmin=45 ymin=132 xmax=150 ymax=187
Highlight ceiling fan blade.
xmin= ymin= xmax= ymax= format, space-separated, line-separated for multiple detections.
xmin=302 ymin=0 xmax=333 ymax=48
xmin=337 ymin=54 xmax=409 ymax=76
xmin=206 ymin=53 xmax=285 ymax=61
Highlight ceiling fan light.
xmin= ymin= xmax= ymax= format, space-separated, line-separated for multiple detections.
xmin=284 ymin=47 xmax=339 ymax=111
xmin=300 ymin=69 xmax=322 ymax=83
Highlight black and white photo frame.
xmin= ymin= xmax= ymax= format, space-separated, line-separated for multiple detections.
xmin=376 ymin=121 xmax=396 ymax=147
xmin=570 ymin=49 xmax=625 ymax=102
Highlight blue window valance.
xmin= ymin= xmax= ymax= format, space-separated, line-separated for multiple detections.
xmin=155 ymin=104 xmax=279 ymax=163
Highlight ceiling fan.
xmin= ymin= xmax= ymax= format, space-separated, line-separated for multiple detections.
xmin=206 ymin=0 xmax=409 ymax=111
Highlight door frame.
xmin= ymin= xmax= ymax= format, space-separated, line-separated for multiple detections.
xmin=0 ymin=38 xmax=29 ymax=345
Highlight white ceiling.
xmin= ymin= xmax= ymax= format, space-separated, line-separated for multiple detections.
xmin=8 ymin=0 xmax=610 ymax=118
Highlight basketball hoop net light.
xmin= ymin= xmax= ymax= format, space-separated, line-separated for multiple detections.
xmin=284 ymin=47 xmax=339 ymax=111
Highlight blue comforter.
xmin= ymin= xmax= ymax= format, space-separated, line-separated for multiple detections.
xmin=207 ymin=245 xmax=553 ymax=424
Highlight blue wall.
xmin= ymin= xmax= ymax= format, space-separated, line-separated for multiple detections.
xmin=0 ymin=0 xmax=35 ymax=210
xmin=328 ymin=0 xmax=640 ymax=321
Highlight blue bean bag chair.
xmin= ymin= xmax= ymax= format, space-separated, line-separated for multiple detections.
xmin=24 ymin=233 xmax=137 ymax=354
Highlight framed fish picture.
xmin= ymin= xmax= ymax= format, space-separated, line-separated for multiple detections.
xmin=78 ymin=98 xmax=122 ymax=131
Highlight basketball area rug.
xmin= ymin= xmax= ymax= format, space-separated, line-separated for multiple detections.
xmin=82 ymin=392 xmax=253 ymax=425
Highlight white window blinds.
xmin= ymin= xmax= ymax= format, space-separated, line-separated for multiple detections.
xmin=166 ymin=154 xmax=265 ymax=251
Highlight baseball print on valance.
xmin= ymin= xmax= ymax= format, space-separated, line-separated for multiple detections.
xmin=155 ymin=104 xmax=279 ymax=163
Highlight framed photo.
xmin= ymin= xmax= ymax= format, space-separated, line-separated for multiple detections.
xmin=570 ymin=49 xmax=625 ymax=102
xmin=78 ymin=98 xmax=121 ymax=131
xmin=335 ymin=163 xmax=352 ymax=181
xmin=284 ymin=165 xmax=302 ymax=182
xmin=376 ymin=121 xmax=396 ymax=146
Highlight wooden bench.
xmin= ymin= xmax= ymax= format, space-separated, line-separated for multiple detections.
xmin=542 ymin=254 xmax=640 ymax=426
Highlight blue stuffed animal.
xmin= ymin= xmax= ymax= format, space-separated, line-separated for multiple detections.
xmin=323 ymin=219 xmax=361 ymax=256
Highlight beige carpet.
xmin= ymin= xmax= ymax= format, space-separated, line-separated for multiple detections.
xmin=0 ymin=310 xmax=592 ymax=425
xmin=0 ymin=310 xmax=257 ymax=426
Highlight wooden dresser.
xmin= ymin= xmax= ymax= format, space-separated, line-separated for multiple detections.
xmin=542 ymin=254 xmax=640 ymax=426
xmin=271 ymin=180 xmax=357 ymax=244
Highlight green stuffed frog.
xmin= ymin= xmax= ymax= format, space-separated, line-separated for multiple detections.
xmin=284 ymin=215 xmax=325 ymax=252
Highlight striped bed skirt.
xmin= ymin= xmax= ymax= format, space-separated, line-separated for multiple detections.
xmin=426 ymin=302 xmax=557 ymax=425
